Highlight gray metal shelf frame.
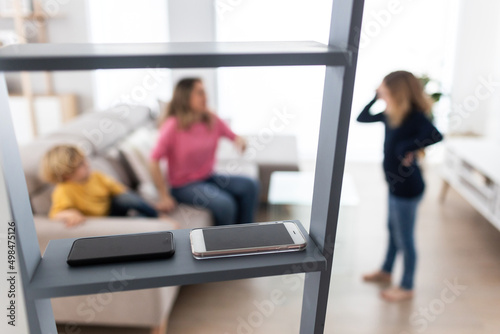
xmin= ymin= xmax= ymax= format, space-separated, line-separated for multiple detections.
xmin=0 ymin=1 xmax=365 ymax=333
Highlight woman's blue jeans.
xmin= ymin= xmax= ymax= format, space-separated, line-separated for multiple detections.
xmin=382 ymin=193 xmax=422 ymax=290
xmin=171 ymin=174 xmax=259 ymax=226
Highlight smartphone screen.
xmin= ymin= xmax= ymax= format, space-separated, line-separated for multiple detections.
xmin=67 ymin=231 xmax=175 ymax=266
xmin=203 ymin=223 xmax=295 ymax=251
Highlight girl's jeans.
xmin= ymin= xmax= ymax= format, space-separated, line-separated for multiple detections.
xmin=382 ymin=192 xmax=422 ymax=290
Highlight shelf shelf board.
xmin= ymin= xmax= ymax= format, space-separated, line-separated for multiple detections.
xmin=0 ymin=41 xmax=351 ymax=71
xmin=28 ymin=221 xmax=326 ymax=299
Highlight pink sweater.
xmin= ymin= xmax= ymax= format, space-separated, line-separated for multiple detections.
xmin=150 ymin=115 xmax=236 ymax=187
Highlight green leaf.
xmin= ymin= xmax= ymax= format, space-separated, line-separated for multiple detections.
xmin=419 ymin=75 xmax=430 ymax=87
xmin=431 ymin=92 xmax=442 ymax=102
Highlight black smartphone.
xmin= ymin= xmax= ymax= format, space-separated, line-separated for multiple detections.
xmin=67 ymin=231 xmax=175 ymax=266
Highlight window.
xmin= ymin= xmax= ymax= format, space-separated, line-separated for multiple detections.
xmin=88 ymin=0 xmax=172 ymax=112
xmin=216 ymin=0 xmax=458 ymax=162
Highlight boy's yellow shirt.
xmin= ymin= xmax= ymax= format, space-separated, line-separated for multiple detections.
xmin=49 ymin=171 xmax=126 ymax=218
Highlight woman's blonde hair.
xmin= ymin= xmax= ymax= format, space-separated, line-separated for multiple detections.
xmin=158 ymin=78 xmax=213 ymax=129
xmin=40 ymin=145 xmax=85 ymax=183
xmin=383 ymin=71 xmax=433 ymax=126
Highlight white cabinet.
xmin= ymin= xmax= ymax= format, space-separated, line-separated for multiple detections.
xmin=9 ymin=94 xmax=77 ymax=144
xmin=441 ymin=138 xmax=500 ymax=229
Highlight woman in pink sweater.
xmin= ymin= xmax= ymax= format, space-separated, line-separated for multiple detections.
xmin=150 ymin=78 xmax=259 ymax=225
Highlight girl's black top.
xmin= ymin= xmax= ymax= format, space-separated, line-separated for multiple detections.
xmin=357 ymin=97 xmax=443 ymax=198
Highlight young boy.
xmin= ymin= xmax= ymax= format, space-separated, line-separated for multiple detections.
xmin=41 ymin=145 xmax=158 ymax=227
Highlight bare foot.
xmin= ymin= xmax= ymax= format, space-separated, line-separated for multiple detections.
xmin=362 ymin=270 xmax=392 ymax=283
xmin=381 ymin=287 xmax=414 ymax=302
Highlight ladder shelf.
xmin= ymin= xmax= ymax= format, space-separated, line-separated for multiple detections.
xmin=0 ymin=0 xmax=365 ymax=333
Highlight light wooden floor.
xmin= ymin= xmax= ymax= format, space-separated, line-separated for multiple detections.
xmin=56 ymin=162 xmax=500 ymax=334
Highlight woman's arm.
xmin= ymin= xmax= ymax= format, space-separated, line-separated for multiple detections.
xmin=214 ymin=114 xmax=246 ymax=153
xmin=357 ymin=95 xmax=385 ymax=123
xmin=149 ymin=160 xmax=177 ymax=212
xmin=234 ymin=135 xmax=247 ymax=153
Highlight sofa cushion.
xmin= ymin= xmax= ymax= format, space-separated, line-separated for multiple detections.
xmin=118 ymin=127 xmax=160 ymax=201
xmin=52 ymin=285 xmax=179 ymax=328
xmin=168 ymin=203 xmax=213 ymax=229
xmin=44 ymin=106 xmax=152 ymax=155
xmin=110 ymin=104 xmax=153 ymax=129
xmin=217 ymin=135 xmax=299 ymax=203
xmin=31 ymin=185 xmax=54 ymax=216
xmin=247 ymin=134 xmax=299 ymax=165
xmin=214 ymin=137 xmax=259 ymax=180
xmin=90 ymin=151 xmax=132 ymax=188
xmin=35 ymin=216 xmax=179 ymax=253
xmin=46 ymin=112 xmax=129 ymax=155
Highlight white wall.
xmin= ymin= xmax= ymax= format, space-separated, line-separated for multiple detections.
xmin=45 ymin=1 xmax=95 ymax=112
xmin=448 ymin=0 xmax=500 ymax=138
xmin=491 ymin=54 xmax=500 ymax=144
xmin=88 ymin=0 xmax=218 ymax=114
xmin=168 ymin=0 xmax=218 ymax=112
xmin=216 ymin=0 xmax=332 ymax=159
xmin=88 ymin=0 xmax=171 ymax=113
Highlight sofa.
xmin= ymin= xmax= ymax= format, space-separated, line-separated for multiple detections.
xmin=20 ymin=104 xmax=298 ymax=332
xmin=21 ymin=106 xmax=218 ymax=333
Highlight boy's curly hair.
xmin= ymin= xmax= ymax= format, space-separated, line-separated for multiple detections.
xmin=40 ymin=145 xmax=85 ymax=183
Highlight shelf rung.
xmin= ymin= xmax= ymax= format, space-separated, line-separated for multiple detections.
xmin=27 ymin=220 xmax=326 ymax=299
xmin=0 ymin=41 xmax=351 ymax=71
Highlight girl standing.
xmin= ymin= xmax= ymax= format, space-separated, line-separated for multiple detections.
xmin=357 ymin=71 xmax=443 ymax=302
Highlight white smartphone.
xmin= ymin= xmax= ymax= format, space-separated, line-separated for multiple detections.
xmin=190 ymin=221 xmax=307 ymax=259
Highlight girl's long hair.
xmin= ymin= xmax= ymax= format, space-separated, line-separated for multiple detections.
xmin=383 ymin=71 xmax=432 ymax=126
xmin=159 ymin=77 xmax=212 ymax=129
